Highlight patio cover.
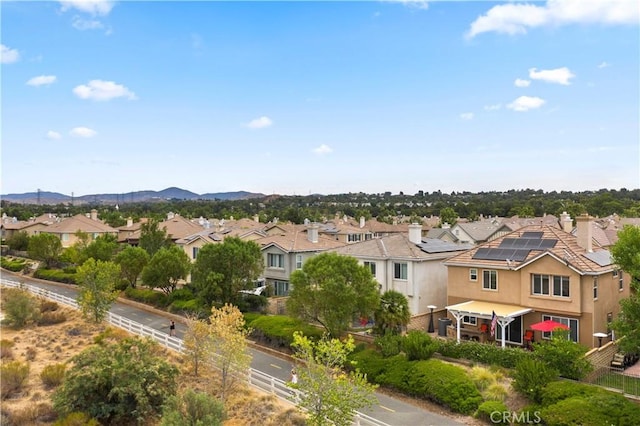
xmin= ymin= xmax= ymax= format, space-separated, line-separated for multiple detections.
xmin=446 ymin=301 xmax=533 ymax=348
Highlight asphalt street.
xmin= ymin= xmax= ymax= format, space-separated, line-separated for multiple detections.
xmin=2 ymin=271 xmax=463 ymax=426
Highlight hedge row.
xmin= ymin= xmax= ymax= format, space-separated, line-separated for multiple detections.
xmin=0 ymin=257 xmax=26 ymax=272
xmin=435 ymin=339 xmax=530 ymax=369
xmin=124 ymin=287 xmax=168 ymax=308
xmin=349 ymin=349 xmax=483 ymax=415
xmin=34 ymin=268 xmax=77 ymax=284
xmin=248 ymin=315 xmax=325 ymax=348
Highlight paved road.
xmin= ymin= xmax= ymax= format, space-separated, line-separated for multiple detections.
xmin=2 ymin=271 xmax=463 ymax=426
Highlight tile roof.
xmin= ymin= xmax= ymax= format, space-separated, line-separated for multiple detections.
xmin=332 ymin=233 xmax=469 ymax=260
xmin=44 ymin=214 xmax=118 ymax=234
xmin=444 ymin=224 xmax=613 ymax=274
xmin=256 ymin=231 xmax=346 ymax=252
xmin=453 ymin=221 xmax=511 ymax=242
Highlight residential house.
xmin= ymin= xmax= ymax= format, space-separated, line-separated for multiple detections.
xmin=1 ymin=213 xmax=59 ymax=240
xmin=449 ymin=219 xmax=512 ymax=245
xmin=331 ymin=223 xmax=474 ymax=328
xmin=39 ymin=210 xmax=118 ymax=248
xmin=444 ymin=214 xmax=630 ymax=349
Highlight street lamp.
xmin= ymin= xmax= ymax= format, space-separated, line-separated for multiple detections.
xmin=427 ymin=305 xmax=437 ymax=333
xmin=593 ymin=332 xmax=608 ymax=348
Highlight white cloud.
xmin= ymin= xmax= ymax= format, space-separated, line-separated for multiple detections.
xmin=72 ymin=16 xmax=104 ymax=30
xmin=466 ymin=0 xmax=639 ymax=38
xmin=483 ymin=104 xmax=502 ymax=111
xmin=460 ymin=112 xmax=474 ymax=120
xmin=507 ymin=96 xmax=546 ymax=112
xmin=387 ymin=0 xmax=429 ymax=10
xmin=46 ymin=131 xmax=62 ymax=140
xmin=59 ymin=0 xmax=114 ymax=16
xmin=529 ymin=67 xmax=575 ymax=85
xmin=1 ymin=44 xmax=20 ymax=64
xmin=514 ymin=78 xmax=531 ymax=87
xmin=73 ymin=80 xmax=137 ymax=101
xmin=313 ymin=144 xmax=333 ymax=155
xmin=246 ymin=116 xmax=273 ymax=129
xmin=70 ymin=127 xmax=97 ymax=138
xmin=26 ymin=75 xmax=57 ymax=86
xmin=597 ymin=61 xmax=611 ymax=69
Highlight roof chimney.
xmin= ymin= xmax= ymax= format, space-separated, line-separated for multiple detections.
xmin=408 ymin=223 xmax=422 ymax=244
xmin=576 ymin=214 xmax=593 ymax=253
xmin=560 ymin=211 xmax=573 ymax=233
xmin=308 ymin=223 xmax=319 ymax=243
xmin=90 ymin=209 xmax=98 ymax=221
xmin=360 ymin=216 xmax=365 ymax=228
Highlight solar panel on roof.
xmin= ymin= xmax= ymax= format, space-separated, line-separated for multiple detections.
xmin=499 ymin=237 xmax=557 ymax=250
xmin=473 ymin=248 xmax=531 ymax=261
xmin=521 ymin=231 xmax=544 ymax=238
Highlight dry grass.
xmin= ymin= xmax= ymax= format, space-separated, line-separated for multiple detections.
xmin=0 ymin=297 xmax=303 ymax=425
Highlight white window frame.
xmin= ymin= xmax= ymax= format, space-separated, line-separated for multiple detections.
xmin=482 ymin=270 xmax=497 ymax=290
xmin=394 ymin=262 xmax=408 ymax=280
xmin=619 ymin=271 xmax=624 ymax=291
xmin=469 ymin=268 xmax=478 ymax=281
xmin=463 ymin=315 xmax=477 ymax=326
xmin=593 ymin=277 xmax=598 ymax=300
xmin=192 ymin=247 xmax=199 ymax=259
xmin=267 ymin=253 xmax=284 ymax=269
xmin=532 ymin=274 xmax=550 ymax=295
xmin=364 ymin=261 xmax=376 ymax=276
xmin=542 ymin=315 xmax=578 ymax=342
xmin=295 ymin=254 xmax=303 ymax=270
xmin=553 ymin=275 xmax=570 ymax=298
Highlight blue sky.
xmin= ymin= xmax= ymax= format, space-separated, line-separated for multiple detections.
xmin=1 ymin=0 xmax=639 ymax=197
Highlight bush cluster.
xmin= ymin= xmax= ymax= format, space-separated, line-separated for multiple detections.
xmin=37 ymin=311 xmax=68 ymax=326
xmin=1 ymin=256 xmax=26 ymax=272
xmin=475 ymin=401 xmax=509 ymax=424
xmin=250 ymin=315 xmax=324 ymax=348
xmin=40 ymin=363 xmax=66 ymax=389
xmin=349 ymin=349 xmax=482 ymax=415
xmin=403 ymin=330 xmax=438 ymax=361
xmin=34 ymin=268 xmax=77 ymax=284
xmin=435 ymin=339 xmax=529 ymax=368
xmin=1 ymin=361 xmax=30 ymax=399
xmin=124 ymin=287 xmax=169 ymax=308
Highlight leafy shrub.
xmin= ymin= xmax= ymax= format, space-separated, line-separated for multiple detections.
xmin=124 ymin=286 xmax=169 ymax=307
xmin=1 ymin=360 xmax=30 ymax=399
xmin=532 ymin=333 xmax=593 ymax=380
xmin=169 ymin=299 xmax=207 ymax=317
xmin=160 ymin=389 xmax=226 ymax=426
xmin=237 ymin=294 xmax=268 ymax=313
xmin=34 ymin=268 xmax=77 ymax=284
xmin=435 ymin=339 xmax=529 ymax=368
xmin=38 ymin=311 xmax=68 ymax=326
xmin=402 ymin=330 xmax=437 ymax=361
xmin=3 ymin=288 xmax=40 ymax=327
xmin=512 ymin=358 xmax=558 ymax=403
xmin=374 ymin=333 xmax=403 ymax=357
xmin=0 ymin=339 xmax=14 ymax=359
xmin=540 ymin=392 xmax=640 ymax=425
xmin=539 ymin=380 xmax=600 ymax=407
xmin=53 ymin=412 xmax=100 ymax=425
xmin=243 ymin=312 xmax=264 ymax=327
xmin=5 ymin=231 xmax=30 ymax=251
xmin=41 ymin=363 xmax=67 ymax=388
xmin=347 ymin=349 xmax=390 ymax=383
xmin=62 ymin=266 xmax=77 ymax=274
xmin=250 ymin=315 xmax=324 ymax=347
xmin=475 ymin=401 xmax=509 ymax=424
xmin=0 ymin=256 xmax=26 ymax=272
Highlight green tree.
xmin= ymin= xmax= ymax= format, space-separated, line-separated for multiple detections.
xmin=287 ymin=252 xmax=380 ymax=337
xmin=610 ymin=225 xmax=640 ymax=353
xmin=160 ymin=389 xmax=226 ymax=426
xmin=373 ymin=290 xmax=410 ymax=335
xmin=207 ymin=304 xmax=252 ymax=401
xmin=76 ymin=259 xmax=120 ymax=323
xmin=114 ymin=246 xmax=150 ymax=288
xmin=139 ymin=219 xmax=172 ymax=257
xmin=83 ymin=234 xmax=119 ymax=262
xmin=5 ymin=231 xmax=30 ymax=251
xmin=532 ymin=330 xmax=593 ymax=380
xmin=52 ymin=337 xmax=179 ymax=425
xmin=141 ymin=246 xmax=191 ymax=294
xmin=439 ymin=207 xmax=458 ymax=227
xmin=290 ymin=331 xmax=377 ymax=426
xmin=27 ymin=233 xmax=63 ymax=268
xmin=191 ymin=237 xmax=264 ymax=306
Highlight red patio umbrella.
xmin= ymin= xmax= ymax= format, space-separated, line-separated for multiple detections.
xmin=530 ymin=319 xmax=569 ymax=332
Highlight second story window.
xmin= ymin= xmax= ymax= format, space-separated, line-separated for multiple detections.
xmin=469 ymin=268 xmax=478 ymax=281
xmin=348 ymin=234 xmax=362 ymax=242
xmin=364 ymin=261 xmax=376 ymax=276
xmin=295 ymin=254 xmax=303 ymax=270
xmin=394 ymin=262 xmax=408 ymax=280
xmin=619 ymin=271 xmax=624 ymax=291
xmin=593 ymin=277 xmax=599 ymax=300
xmin=482 ymin=270 xmax=497 ymax=290
xmin=553 ymin=275 xmax=570 ymax=297
xmin=267 ymin=253 xmax=284 ymax=269
xmin=532 ymin=274 xmax=550 ymax=295
xmin=192 ymin=247 xmax=199 ymax=259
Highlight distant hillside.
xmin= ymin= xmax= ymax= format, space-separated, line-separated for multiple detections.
xmin=1 ymin=188 xmax=266 ymax=205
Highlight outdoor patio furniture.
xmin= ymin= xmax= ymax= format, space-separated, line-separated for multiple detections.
xmin=611 ymin=353 xmax=626 ymax=370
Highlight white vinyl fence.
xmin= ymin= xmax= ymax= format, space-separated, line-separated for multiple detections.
xmin=1 ymin=278 xmax=389 ymax=426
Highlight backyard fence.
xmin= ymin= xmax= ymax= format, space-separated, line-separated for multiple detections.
xmin=0 ymin=278 xmax=390 ymax=426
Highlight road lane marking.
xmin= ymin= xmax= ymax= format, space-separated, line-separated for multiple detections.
xmin=270 ymin=364 xmax=282 ymax=369
xmin=379 ymin=405 xmax=395 ymax=413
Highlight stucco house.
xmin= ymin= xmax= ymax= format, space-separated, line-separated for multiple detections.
xmin=443 ymin=214 xmax=630 ymax=349
xmin=38 ymin=210 xmax=118 ymax=248
xmin=331 ymin=223 xmax=473 ymax=328
xmin=448 ymin=219 xmax=513 ymax=245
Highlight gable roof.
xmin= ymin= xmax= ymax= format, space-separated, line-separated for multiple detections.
xmin=444 ymin=224 xmax=613 ymax=275
xmin=44 ymin=214 xmax=118 ymax=234
xmin=452 ymin=221 xmax=511 ymax=242
xmin=257 ymin=230 xmax=346 ymax=253
xmin=332 ymin=234 xmax=471 ymax=261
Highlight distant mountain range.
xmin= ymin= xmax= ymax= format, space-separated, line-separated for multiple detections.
xmin=0 ymin=187 xmax=266 ymax=205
